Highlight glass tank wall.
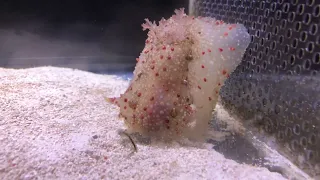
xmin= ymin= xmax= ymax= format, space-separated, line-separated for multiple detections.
xmin=191 ymin=0 xmax=320 ymax=178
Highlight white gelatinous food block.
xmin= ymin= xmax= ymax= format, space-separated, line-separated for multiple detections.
xmin=107 ymin=8 xmax=250 ymax=140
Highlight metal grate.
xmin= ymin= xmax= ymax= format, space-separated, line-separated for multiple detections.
xmin=190 ymin=0 xmax=320 ymax=177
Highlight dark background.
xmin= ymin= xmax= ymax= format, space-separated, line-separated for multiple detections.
xmin=0 ymin=0 xmax=188 ymax=72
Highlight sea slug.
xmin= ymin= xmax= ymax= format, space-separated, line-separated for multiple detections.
xmin=107 ymin=8 xmax=250 ymax=140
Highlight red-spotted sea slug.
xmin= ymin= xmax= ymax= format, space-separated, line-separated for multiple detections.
xmin=107 ymin=8 xmax=250 ymax=141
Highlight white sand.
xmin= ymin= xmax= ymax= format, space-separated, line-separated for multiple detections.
xmin=0 ymin=66 xmax=286 ymax=180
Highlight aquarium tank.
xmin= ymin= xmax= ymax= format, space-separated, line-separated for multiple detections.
xmin=0 ymin=0 xmax=319 ymax=179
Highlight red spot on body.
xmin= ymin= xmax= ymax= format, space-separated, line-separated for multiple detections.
xmin=173 ymin=101 xmax=177 ymax=106
xmin=143 ymin=107 xmax=147 ymax=111
xmin=201 ymin=65 xmax=205 ymax=68
xmin=208 ymin=49 xmax=212 ymax=52
xmin=137 ymin=92 xmax=142 ymax=97
xmin=218 ymin=83 xmax=221 ymax=86
xmin=171 ymin=47 xmax=174 ymax=51
xmin=124 ymin=106 xmax=127 ymax=110
xmin=142 ymin=61 xmax=145 ymax=63
xmin=177 ymin=94 xmax=180 ymax=98
xmin=175 ymin=130 xmax=180 ymax=135
xmin=215 ymin=21 xmax=220 ymax=25
xmin=129 ymin=102 xmax=137 ymax=110
xmin=146 ymin=40 xmax=149 ymax=43
xmin=160 ymin=55 xmax=164 ymax=59
xmin=202 ymin=51 xmax=205 ymax=55
xmin=108 ymin=97 xmax=116 ymax=103
xmin=209 ymin=97 xmax=212 ymax=101
xmin=230 ymin=47 xmax=236 ymax=51
xmin=204 ymin=78 xmax=207 ymax=82
xmin=185 ymin=105 xmax=194 ymax=114
xmin=151 ymin=65 xmax=155 ymax=70
xmin=140 ymin=115 xmax=144 ymax=119
xmin=222 ymin=69 xmax=227 ymax=75
xmin=163 ymin=67 xmax=167 ymax=71
xmin=162 ymin=46 xmax=166 ymax=50
xmin=155 ymin=72 xmax=159 ymax=76
xmin=224 ymin=32 xmax=228 ymax=36
xmin=144 ymin=50 xmax=149 ymax=54
xmin=215 ymin=91 xmax=218 ymax=94
xmin=165 ymin=119 xmax=170 ymax=124
xmin=150 ymin=96 xmax=154 ymax=101
xmin=198 ymin=85 xmax=201 ymax=89
xmin=228 ymin=26 xmax=233 ymax=30
xmin=219 ymin=48 xmax=223 ymax=52
xmin=124 ymin=98 xmax=128 ymax=102
xmin=167 ymin=56 xmax=171 ymax=60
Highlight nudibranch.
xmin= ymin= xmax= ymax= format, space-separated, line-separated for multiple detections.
xmin=107 ymin=8 xmax=250 ymax=140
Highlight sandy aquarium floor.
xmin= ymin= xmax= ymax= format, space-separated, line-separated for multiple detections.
xmin=0 ymin=66 xmax=287 ymax=180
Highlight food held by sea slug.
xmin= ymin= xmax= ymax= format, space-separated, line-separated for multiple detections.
xmin=107 ymin=8 xmax=250 ymax=140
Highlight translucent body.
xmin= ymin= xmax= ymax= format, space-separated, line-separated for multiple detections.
xmin=107 ymin=9 xmax=250 ymax=140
